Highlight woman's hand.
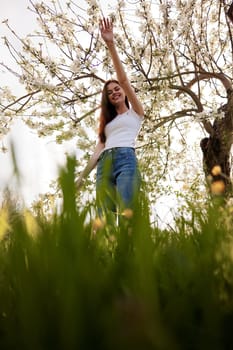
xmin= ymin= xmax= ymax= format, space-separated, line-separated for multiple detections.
xmin=75 ymin=177 xmax=84 ymax=192
xmin=99 ymin=18 xmax=114 ymax=44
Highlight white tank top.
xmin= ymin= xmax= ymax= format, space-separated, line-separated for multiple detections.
xmin=104 ymin=108 xmax=143 ymax=150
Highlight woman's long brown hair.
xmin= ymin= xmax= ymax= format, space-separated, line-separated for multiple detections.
xmin=98 ymin=79 xmax=129 ymax=143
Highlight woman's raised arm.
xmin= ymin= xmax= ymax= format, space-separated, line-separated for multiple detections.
xmin=99 ymin=18 xmax=144 ymax=117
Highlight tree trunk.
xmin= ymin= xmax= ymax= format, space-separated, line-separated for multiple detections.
xmin=200 ymin=93 xmax=233 ymax=196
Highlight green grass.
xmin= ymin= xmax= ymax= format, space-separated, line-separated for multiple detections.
xmin=0 ymin=156 xmax=233 ymax=349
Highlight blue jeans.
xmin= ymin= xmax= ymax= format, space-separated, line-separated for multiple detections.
xmin=96 ymin=147 xmax=141 ymax=214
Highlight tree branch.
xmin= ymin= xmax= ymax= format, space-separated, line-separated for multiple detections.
xmin=182 ymin=71 xmax=233 ymax=93
xmin=170 ymin=84 xmax=203 ymax=112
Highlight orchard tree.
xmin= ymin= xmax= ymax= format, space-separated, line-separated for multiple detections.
xmin=1 ymin=0 xmax=233 ymax=219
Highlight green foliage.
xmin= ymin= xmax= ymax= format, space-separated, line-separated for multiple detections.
xmin=0 ymin=157 xmax=233 ymax=349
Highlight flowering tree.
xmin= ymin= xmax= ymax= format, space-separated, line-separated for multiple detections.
xmin=1 ymin=0 xmax=233 ymax=214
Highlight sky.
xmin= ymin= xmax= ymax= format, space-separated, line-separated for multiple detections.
xmin=0 ymin=0 xmax=77 ymax=205
xmin=0 ymin=0 xmax=120 ymax=208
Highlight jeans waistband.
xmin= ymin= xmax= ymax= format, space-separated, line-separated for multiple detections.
xmin=98 ymin=147 xmax=135 ymax=161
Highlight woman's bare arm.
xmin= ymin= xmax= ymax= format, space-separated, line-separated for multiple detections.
xmin=100 ymin=18 xmax=144 ymax=117
xmin=75 ymin=141 xmax=105 ymax=191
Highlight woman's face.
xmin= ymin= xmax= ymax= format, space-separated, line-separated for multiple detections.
xmin=106 ymin=82 xmax=125 ymax=106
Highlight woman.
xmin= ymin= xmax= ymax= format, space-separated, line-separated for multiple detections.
xmin=76 ymin=18 xmax=144 ymax=215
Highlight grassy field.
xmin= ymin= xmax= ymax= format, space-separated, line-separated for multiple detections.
xmin=0 ymin=157 xmax=233 ymax=349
